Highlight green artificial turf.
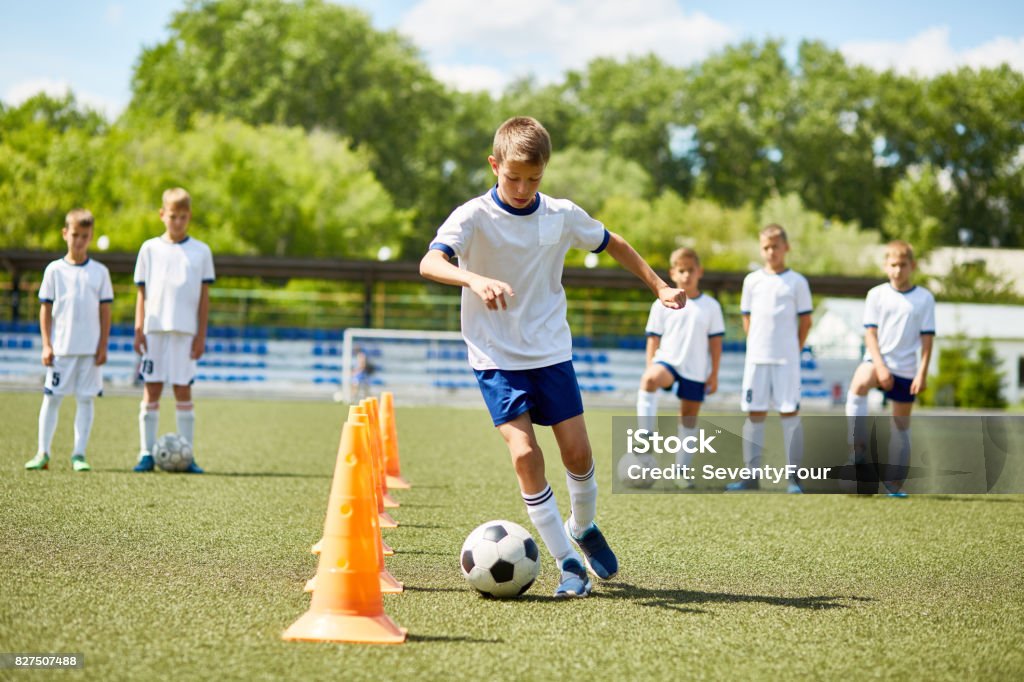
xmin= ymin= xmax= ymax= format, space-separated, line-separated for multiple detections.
xmin=1 ymin=391 xmax=1022 ymax=680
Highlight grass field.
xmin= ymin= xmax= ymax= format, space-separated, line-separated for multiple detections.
xmin=2 ymin=391 xmax=1023 ymax=680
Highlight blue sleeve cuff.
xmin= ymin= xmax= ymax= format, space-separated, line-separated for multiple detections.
xmin=864 ymin=324 xmax=878 ymax=328
xmin=920 ymin=330 xmax=935 ymax=335
xmin=135 ymin=281 xmax=145 ymax=287
xmin=39 ymin=297 xmax=53 ymax=303
xmin=645 ymin=332 xmax=662 ymax=338
xmin=429 ymin=243 xmax=456 ymax=259
xmin=202 ymin=278 xmax=215 ymax=284
xmin=740 ymin=310 xmax=750 ymax=315
xmin=100 ymin=298 xmax=113 ymax=303
xmin=708 ymin=332 xmax=725 ymax=338
xmin=798 ymin=309 xmax=813 ymax=316
xmin=591 ymin=229 xmax=610 ymax=254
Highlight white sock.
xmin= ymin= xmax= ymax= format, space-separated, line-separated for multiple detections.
xmin=781 ymin=415 xmax=804 ymax=470
xmin=176 ymin=401 xmax=195 ymax=447
xmin=846 ymin=391 xmax=868 ymax=461
xmin=139 ymin=401 xmax=159 ymax=456
xmin=73 ymin=396 xmax=94 ymax=456
xmin=887 ymin=422 xmax=911 ymax=487
xmin=677 ymin=423 xmax=699 ymax=470
xmin=742 ymin=418 xmax=765 ymax=471
xmin=566 ymin=462 xmax=597 ymax=537
xmin=37 ymin=394 xmax=63 ymax=455
xmin=523 ymin=485 xmax=579 ymax=567
xmin=636 ymin=389 xmax=659 ymax=433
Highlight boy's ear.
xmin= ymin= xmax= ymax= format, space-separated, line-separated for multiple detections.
xmin=488 ymin=155 xmax=499 ymax=176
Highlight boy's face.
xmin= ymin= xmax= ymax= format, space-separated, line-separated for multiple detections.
xmin=760 ymin=234 xmax=789 ymax=271
xmin=160 ymin=204 xmax=191 ymax=242
xmin=884 ymin=253 xmax=915 ymax=289
xmin=62 ymin=224 xmax=93 ymax=259
xmin=669 ymin=257 xmax=702 ymax=293
xmin=488 ymin=157 xmax=544 ymax=210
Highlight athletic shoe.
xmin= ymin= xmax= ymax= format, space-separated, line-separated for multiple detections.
xmin=184 ymin=461 xmax=204 ymax=474
xmin=25 ymin=453 xmax=49 ymax=470
xmin=133 ymin=454 xmax=155 ymax=472
xmin=565 ymin=520 xmax=618 ymax=580
xmin=887 ymin=491 xmax=909 ymax=498
xmin=553 ymin=558 xmax=592 ymax=599
xmin=787 ymin=478 xmax=803 ymax=494
xmin=725 ymin=479 xmax=759 ymax=492
xmin=70 ymin=455 xmax=92 ymax=472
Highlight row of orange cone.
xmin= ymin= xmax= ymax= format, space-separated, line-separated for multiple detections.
xmin=282 ymin=391 xmax=410 ymax=644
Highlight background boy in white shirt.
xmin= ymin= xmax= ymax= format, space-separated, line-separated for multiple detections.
xmin=25 ymin=209 xmax=113 ymax=472
xmin=845 ymin=240 xmax=935 ymax=496
xmin=636 ymin=247 xmax=724 ymax=487
xmin=132 ymin=188 xmax=215 ymax=473
xmin=730 ymin=224 xmax=813 ymax=493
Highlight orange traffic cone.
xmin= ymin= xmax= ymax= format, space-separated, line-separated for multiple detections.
xmin=353 ymin=420 xmax=403 ymax=595
xmin=380 ymin=391 xmax=411 ymax=489
xmin=282 ymin=421 xmax=406 ymax=644
xmin=350 ymin=406 xmax=398 ymax=528
xmin=362 ymin=398 xmax=400 ymax=509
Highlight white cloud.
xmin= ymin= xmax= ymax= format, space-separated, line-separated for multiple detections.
xmin=105 ymin=3 xmax=124 ymax=26
xmin=3 ymin=78 xmax=124 ymax=119
xmin=432 ymin=64 xmax=510 ymax=95
xmin=399 ymin=0 xmax=735 ymax=92
xmin=841 ymin=27 xmax=1024 ymax=77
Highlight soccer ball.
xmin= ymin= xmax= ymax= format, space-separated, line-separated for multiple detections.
xmin=617 ymin=451 xmax=657 ymax=488
xmin=153 ymin=433 xmax=194 ymax=472
xmin=460 ymin=520 xmax=541 ymax=598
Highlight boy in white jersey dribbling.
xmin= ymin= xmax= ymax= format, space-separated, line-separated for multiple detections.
xmin=729 ymin=224 xmax=813 ymax=493
xmin=845 ymin=240 xmax=935 ymax=497
xmin=421 ymin=116 xmax=687 ymax=598
xmin=636 ymin=247 xmax=724 ymax=488
xmin=25 ymin=209 xmax=113 ymax=472
xmin=132 ymin=188 xmax=215 ymax=473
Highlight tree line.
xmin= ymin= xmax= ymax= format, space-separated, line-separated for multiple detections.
xmin=2 ymin=0 xmax=1022 ymax=274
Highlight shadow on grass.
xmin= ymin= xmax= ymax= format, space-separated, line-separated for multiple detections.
xmin=928 ymin=495 xmax=1024 ymax=504
xmin=597 ymin=581 xmax=871 ymax=614
xmin=407 ymin=634 xmax=504 ymax=644
xmin=99 ymin=469 xmax=331 ymax=479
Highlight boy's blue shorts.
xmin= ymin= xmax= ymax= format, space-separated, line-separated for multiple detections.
xmin=655 ymin=361 xmax=706 ymax=402
xmin=884 ymin=375 xmax=916 ymax=403
xmin=474 ymin=360 xmax=584 ymax=427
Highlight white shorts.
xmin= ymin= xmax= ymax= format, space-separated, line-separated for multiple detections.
xmin=741 ymin=362 xmax=801 ymax=413
xmin=140 ymin=332 xmax=196 ymax=386
xmin=44 ymin=355 xmax=103 ymax=397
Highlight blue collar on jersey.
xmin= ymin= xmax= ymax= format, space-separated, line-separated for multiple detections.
xmin=162 ymin=235 xmax=191 ymax=244
xmin=490 ymin=185 xmax=541 ymax=216
xmin=889 ymin=283 xmax=917 ymax=294
xmin=62 ymin=257 xmax=90 ymax=267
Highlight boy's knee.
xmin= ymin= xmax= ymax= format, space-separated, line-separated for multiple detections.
xmin=639 ymin=371 xmax=659 ymax=392
xmin=560 ymin=442 xmax=592 ymax=472
xmin=509 ymin=445 xmax=544 ymax=475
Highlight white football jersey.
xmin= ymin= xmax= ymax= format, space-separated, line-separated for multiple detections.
xmin=430 ymin=188 xmax=609 ymax=370
xmin=862 ymin=284 xmax=936 ymax=378
xmin=741 ymin=268 xmax=812 ymax=365
xmin=38 ymin=257 xmax=113 ymax=356
xmin=646 ymin=293 xmax=725 ymax=383
xmin=134 ymin=236 xmax=215 ymax=335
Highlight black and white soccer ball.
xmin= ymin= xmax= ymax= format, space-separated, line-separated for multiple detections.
xmin=460 ymin=520 xmax=541 ymax=598
xmin=153 ymin=433 xmax=194 ymax=472
xmin=617 ymin=451 xmax=657 ymax=489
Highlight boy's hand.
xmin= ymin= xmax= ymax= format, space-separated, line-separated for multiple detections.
xmin=469 ymin=274 xmax=515 ymax=310
xmin=658 ymin=286 xmax=687 ymax=309
xmin=191 ymin=335 xmax=206 ymax=360
xmin=874 ymin=364 xmax=894 ymax=390
xmin=706 ymin=374 xmax=718 ymax=395
xmin=134 ymin=329 xmax=147 ymax=355
xmin=911 ymin=373 xmax=927 ymax=395
xmin=95 ymin=346 xmax=108 ymax=366
xmin=41 ymin=344 xmax=54 ymax=367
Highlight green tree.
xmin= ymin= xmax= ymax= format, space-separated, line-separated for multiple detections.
xmin=921 ymin=335 xmax=1006 ymax=408
xmin=882 ymin=164 xmax=953 ymax=257
xmin=931 ymin=260 xmax=1022 ymax=304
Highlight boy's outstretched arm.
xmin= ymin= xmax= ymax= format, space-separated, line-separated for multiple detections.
xmin=419 ymin=249 xmax=515 ymax=311
xmin=604 ymin=232 xmax=686 ymax=309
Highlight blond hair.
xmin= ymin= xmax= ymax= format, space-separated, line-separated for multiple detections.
xmin=670 ymin=247 xmax=701 ymax=267
xmin=760 ymin=223 xmax=788 ymax=242
xmin=884 ymin=240 xmax=915 ymax=262
xmin=162 ymin=187 xmax=192 ymax=210
xmin=493 ymin=116 xmax=551 ymax=166
xmin=64 ymin=208 xmax=94 ymax=230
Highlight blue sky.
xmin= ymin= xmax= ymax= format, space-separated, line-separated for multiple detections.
xmin=2 ymin=1 xmax=1021 ymax=116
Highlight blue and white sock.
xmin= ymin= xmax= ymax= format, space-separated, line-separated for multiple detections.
xmin=566 ymin=462 xmax=597 ymax=538
xmin=176 ymin=401 xmax=195 ymax=447
xmin=139 ymin=401 xmax=159 ymax=457
xmin=636 ymin=389 xmax=659 ymax=433
xmin=523 ymin=485 xmax=579 ymax=567
xmin=73 ymin=396 xmax=94 ymax=456
xmin=37 ymin=394 xmax=63 ymax=455
xmin=742 ymin=418 xmax=765 ymax=471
